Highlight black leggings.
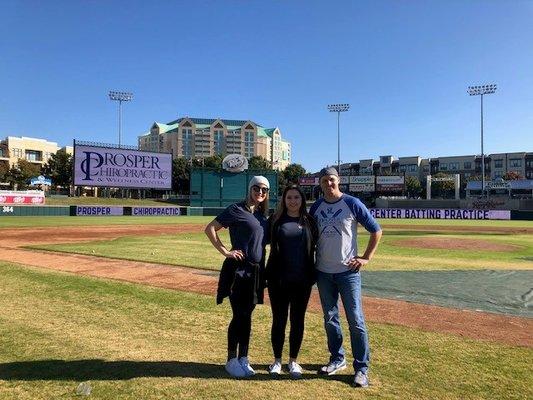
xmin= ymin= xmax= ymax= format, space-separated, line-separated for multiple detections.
xmin=268 ymin=281 xmax=312 ymax=359
xmin=228 ymin=278 xmax=256 ymax=359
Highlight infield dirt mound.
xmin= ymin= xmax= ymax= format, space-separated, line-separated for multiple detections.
xmin=0 ymin=223 xmax=531 ymax=348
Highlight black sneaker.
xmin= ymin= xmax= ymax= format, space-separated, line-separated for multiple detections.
xmin=317 ymin=359 xmax=347 ymax=375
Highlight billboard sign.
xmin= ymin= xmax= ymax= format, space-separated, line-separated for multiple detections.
xmin=74 ymin=145 xmax=172 ymax=189
xmin=30 ymin=175 xmax=52 ymax=186
xmin=376 ymin=175 xmax=404 ymax=192
xmin=349 ymin=176 xmax=374 ymax=184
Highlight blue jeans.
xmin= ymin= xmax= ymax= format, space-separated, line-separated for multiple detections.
xmin=316 ymin=270 xmax=369 ymax=373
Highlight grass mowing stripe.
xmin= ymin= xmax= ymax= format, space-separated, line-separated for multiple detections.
xmin=0 ymin=262 xmax=531 ymax=400
xmin=28 ymin=230 xmax=533 ymax=271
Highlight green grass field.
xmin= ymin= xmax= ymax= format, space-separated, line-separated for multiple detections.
xmin=1 ymin=215 xmax=533 ymax=228
xmin=29 ymin=228 xmax=533 ymax=271
xmin=0 ymin=262 xmax=531 ymax=400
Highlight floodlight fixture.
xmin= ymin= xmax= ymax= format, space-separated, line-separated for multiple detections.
xmin=327 ymin=103 xmax=350 ymax=173
xmin=328 ymin=103 xmax=350 ymax=112
xmin=467 ymin=84 xmax=497 ymax=96
xmin=467 ymin=83 xmax=497 ymax=197
xmin=108 ymin=90 xmax=134 ymax=147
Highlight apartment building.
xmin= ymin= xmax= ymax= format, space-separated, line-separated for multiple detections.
xmin=337 ymin=151 xmax=532 ymax=183
xmin=138 ymin=117 xmax=292 ymax=170
xmin=0 ymin=136 xmax=66 ymax=169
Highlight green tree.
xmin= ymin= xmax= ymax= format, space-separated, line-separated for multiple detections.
xmin=172 ymin=158 xmax=191 ymax=194
xmin=405 ymin=176 xmax=422 ymax=198
xmin=282 ymin=163 xmax=306 ymax=185
xmin=248 ymin=156 xmax=272 ymax=170
xmin=43 ymin=150 xmax=73 ymax=188
xmin=202 ymin=154 xmax=224 ymax=169
xmin=9 ymin=159 xmax=42 ymax=189
xmin=0 ymin=162 xmax=9 ymax=183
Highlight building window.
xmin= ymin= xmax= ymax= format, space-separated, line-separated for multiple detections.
xmin=449 ymin=162 xmax=459 ymax=170
xmin=509 ymin=159 xmax=522 ymax=168
xmin=526 ymin=160 xmax=533 ymax=168
xmin=244 ymin=131 xmax=254 ymax=158
xmin=13 ymin=148 xmax=23 ymax=158
xmin=182 ymin=129 xmax=192 ymax=157
xmin=214 ymin=130 xmax=224 ymax=154
xmin=25 ymin=150 xmax=42 ymax=162
xmin=494 ymin=159 xmax=503 ymax=169
xmin=439 ymin=163 xmax=448 ymax=171
xmin=463 ymin=162 xmax=472 ymax=170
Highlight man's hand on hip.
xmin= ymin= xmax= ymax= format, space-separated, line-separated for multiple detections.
xmin=347 ymin=257 xmax=369 ymax=272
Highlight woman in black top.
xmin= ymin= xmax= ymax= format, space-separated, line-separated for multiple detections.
xmin=266 ymin=184 xmax=318 ymax=378
xmin=205 ymin=176 xmax=270 ymax=378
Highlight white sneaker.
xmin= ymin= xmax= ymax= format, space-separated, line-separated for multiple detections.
xmin=238 ymin=356 xmax=255 ymax=377
xmin=225 ymin=357 xmax=246 ymax=378
xmin=268 ymin=360 xmax=282 ymax=375
xmin=288 ymin=361 xmax=303 ymax=379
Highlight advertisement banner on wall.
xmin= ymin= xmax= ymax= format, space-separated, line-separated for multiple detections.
xmin=74 ymin=144 xmax=172 ymax=189
xmin=132 ymin=207 xmax=181 ymax=216
xmin=349 ymin=176 xmax=375 ymax=184
xmin=0 ymin=190 xmax=45 ymax=205
xmin=376 ymin=176 xmax=404 ymax=192
xmin=349 ymin=183 xmax=376 ymax=192
xmin=370 ymin=208 xmax=511 ymax=220
xmin=75 ymin=206 xmax=124 ymax=216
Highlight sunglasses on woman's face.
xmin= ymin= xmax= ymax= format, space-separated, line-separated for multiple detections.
xmin=252 ymin=185 xmax=269 ymax=194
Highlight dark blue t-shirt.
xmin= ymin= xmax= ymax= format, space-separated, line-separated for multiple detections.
xmin=215 ymin=202 xmax=268 ymax=264
xmin=277 ymin=214 xmax=307 ymax=283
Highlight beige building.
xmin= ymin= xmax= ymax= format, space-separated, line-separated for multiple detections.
xmin=0 ymin=136 xmax=66 ymax=170
xmin=138 ymin=117 xmax=292 ymax=170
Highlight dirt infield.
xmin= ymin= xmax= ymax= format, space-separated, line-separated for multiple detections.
xmin=0 ymin=224 xmax=531 ymax=348
xmin=391 ymin=237 xmax=521 ymax=252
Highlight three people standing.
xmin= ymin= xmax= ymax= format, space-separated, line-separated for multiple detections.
xmin=205 ymin=169 xmax=382 ymax=387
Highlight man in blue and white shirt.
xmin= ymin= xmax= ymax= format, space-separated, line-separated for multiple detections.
xmin=310 ymin=167 xmax=382 ymax=388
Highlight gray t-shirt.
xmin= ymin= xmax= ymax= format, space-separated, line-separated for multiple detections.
xmin=309 ymin=194 xmax=380 ymax=274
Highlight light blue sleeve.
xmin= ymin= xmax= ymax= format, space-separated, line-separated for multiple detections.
xmin=344 ymin=196 xmax=381 ymax=233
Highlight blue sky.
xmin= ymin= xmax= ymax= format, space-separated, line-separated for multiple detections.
xmin=1 ymin=0 xmax=532 ymax=172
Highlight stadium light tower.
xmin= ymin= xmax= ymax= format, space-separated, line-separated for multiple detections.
xmin=467 ymin=84 xmax=497 ymax=197
xmin=108 ymin=91 xmax=134 ymax=147
xmin=327 ymin=103 xmax=350 ymax=173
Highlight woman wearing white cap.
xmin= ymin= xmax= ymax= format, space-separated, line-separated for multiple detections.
xmin=205 ymin=175 xmax=270 ymax=378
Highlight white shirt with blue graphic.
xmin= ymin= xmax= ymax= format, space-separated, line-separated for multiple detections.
xmin=309 ymin=194 xmax=381 ymax=274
